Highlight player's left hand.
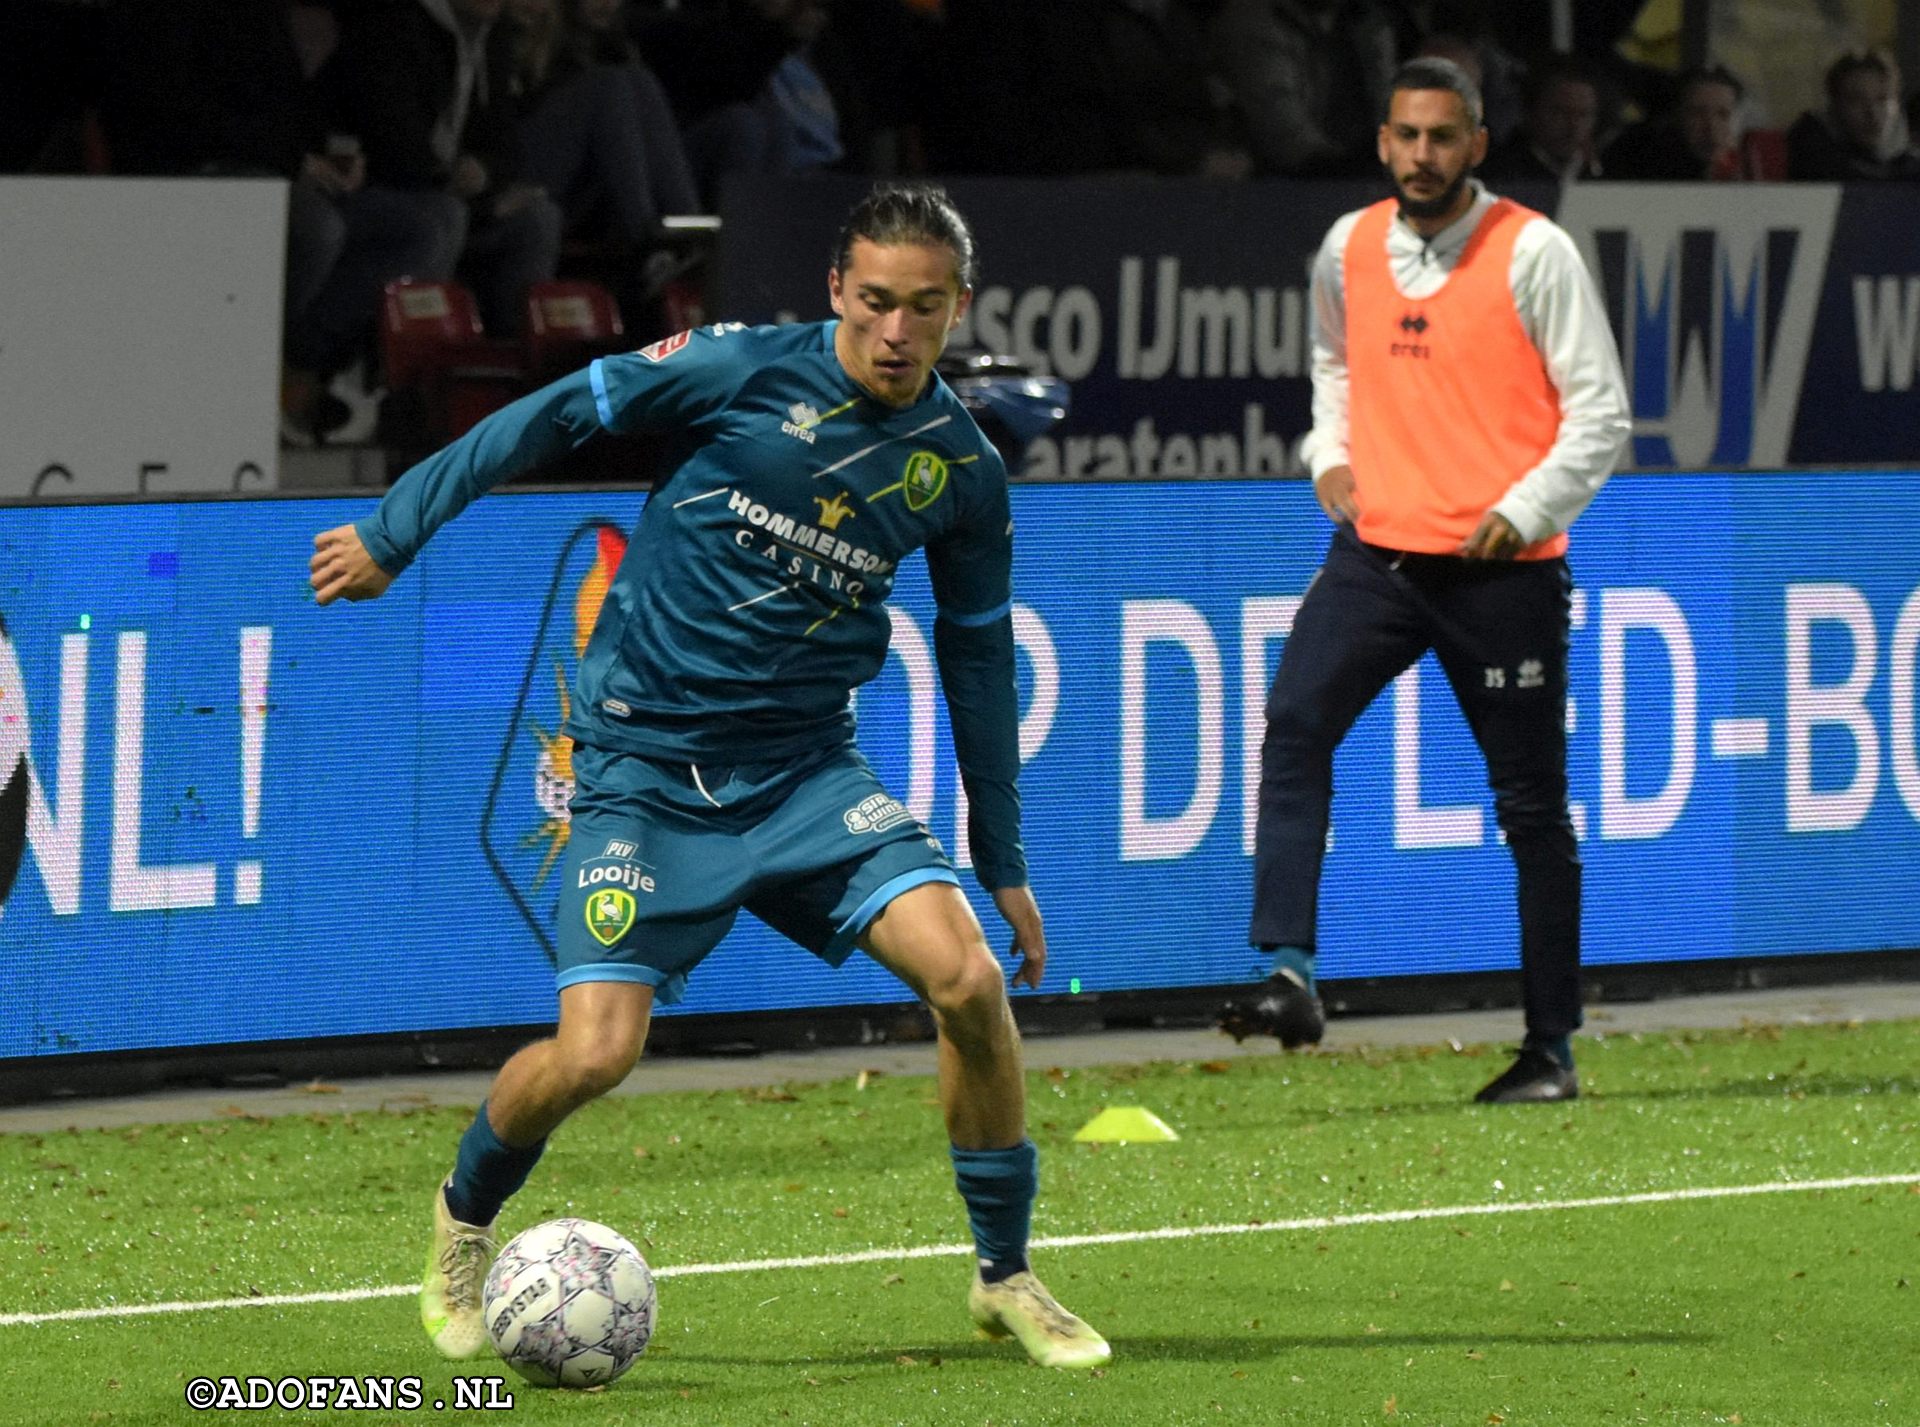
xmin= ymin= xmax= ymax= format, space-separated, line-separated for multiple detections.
xmin=311 ymin=524 xmax=395 ymax=604
xmin=1460 ymin=511 xmax=1524 ymax=560
xmin=992 ymin=885 xmax=1048 ymax=990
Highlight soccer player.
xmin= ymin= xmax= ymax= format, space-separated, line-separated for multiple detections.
xmin=1219 ymin=59 xmax=1631 ymax=1103
xmin=309 ymin=183 xmax=1110 ymax=1370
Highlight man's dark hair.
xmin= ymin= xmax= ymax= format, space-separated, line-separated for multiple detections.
xmin=832 ymin=183 xmax=977 ymax=291
xmin=1824 ymin=48 xmax=1900 ymax=102
xmin=1388 ymin=56 xmax=1485 ymax=128
xmin=1675 ymin=63 xmax=1744 ymax=105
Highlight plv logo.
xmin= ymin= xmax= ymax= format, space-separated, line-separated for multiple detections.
xmin=479 ymin=521 xmax=628 ymax=964
xmin=0 ymin=612 xmax=273 ymax=922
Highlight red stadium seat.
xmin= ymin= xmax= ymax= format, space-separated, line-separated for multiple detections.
xmin=524 ymin=279 xmax=626 ymax=381
xmin=378 ymin=280 xmax=526 ymax=447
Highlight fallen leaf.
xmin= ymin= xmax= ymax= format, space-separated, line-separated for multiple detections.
xmin=302 ymin=1080 xmax=341 ymax=1095
xmin=1383 ymin=1395 xmax=1397 ymax=1415
xmin=1199 ymin=1060 xmax=1231 ymax=1074
xmin=1498 ymin=1279 xmax=1516 ymax=1292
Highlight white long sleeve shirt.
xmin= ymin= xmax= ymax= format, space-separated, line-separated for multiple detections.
xmin=1299 ymin=182 xmax=1632 ymax=544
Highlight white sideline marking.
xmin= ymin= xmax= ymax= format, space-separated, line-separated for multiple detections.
xmin=3 ymin=1172 xmax=1914 ymax=1328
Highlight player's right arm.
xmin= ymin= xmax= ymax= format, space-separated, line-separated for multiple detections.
xmin=311 ymin=372 xmax=607 ymax=604
xmin=1301 ymin=214 xmax=1361 ymax=524
xmin=312 ymin=324 xmax=780 ymax=604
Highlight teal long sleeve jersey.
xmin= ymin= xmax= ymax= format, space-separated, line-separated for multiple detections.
xmin=357 ymin=320 xmax=1027 ymax=889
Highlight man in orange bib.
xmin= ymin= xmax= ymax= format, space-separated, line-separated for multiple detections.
xmin=1221 ymin=57 xmax=1630 ymax=1103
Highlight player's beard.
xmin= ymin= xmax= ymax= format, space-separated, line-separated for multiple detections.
xmin=1393 ymin=164 xmax=1471 ymax=221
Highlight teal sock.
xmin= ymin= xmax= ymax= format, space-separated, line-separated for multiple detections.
xmin=1525 ymin=1034 xmax=1573 ymax=1071
xmin=444 ymin=1102 xmax=545 ymax=1227
xmin=951 ymin=1139 xmax=1037 ymax=1284
xmin=1261 ymin=945 xmax=1315 ymax=992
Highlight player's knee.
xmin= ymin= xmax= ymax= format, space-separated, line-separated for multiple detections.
xmin=925 ymin=950 xmax=1007 ymax=1041
xmin=1492 ymin=785 xmax=1572 ymax=835
xmin=1262 ymin=689 xmax=1335 ymax=755
xmin=559 ymin=1039 xmax=642 ymax=1101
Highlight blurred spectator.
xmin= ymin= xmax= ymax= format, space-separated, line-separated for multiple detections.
xmin=1481 ymin=56 xmax=1606 ymax=184
xmin=1413 ymin=17 xmax=1523 ymax=144
xmin=1413 ymin=30 xmax=1479 ymax=86
xmin=1606 ymin=64 xmax=1783 ymax=181
xmin=805 ymin=0 xmax=944 ymax=174
xmin=627 ymin=0 xmax=841 ymax=204
xmin=1787 ymin=50 xmax=1920 ymax=182
xmin=918 ymin=1 xmax=1115 ymax=176
xmin=96 ymin=0 xmax=445 ymax=444
xmin=324 ymin=0 xmax=563 ymax=336
xmin=1207 ymin=0 xmax=1403 ymax=177
xmin=504 ymin=0 xmax=703 ymax=249
xmin=0 ymin=0 xmax=108 ymax=174
xmin=1100 ymin=0 xmax=1253 ymax=177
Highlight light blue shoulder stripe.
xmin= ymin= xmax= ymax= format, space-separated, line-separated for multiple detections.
xmin=939 ymin=598 xmax=1013 ymax=629
xmin=588 ymin=357 xmax=615 ymax=428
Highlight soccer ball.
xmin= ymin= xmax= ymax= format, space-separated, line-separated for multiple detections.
xmin=482 ymin=1218 xmax=657 ymax=1388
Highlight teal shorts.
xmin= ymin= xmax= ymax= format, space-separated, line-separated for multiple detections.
xmin=554 ymin=741 xmax=958 ymax=1004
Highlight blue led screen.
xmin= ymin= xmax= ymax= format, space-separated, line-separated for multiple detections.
xmin=1 ymin=473 xmax=1916 ymax=1057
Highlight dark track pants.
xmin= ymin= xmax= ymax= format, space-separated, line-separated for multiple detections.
xmin=1250 ymin=525 xmax=1583 ymax=1039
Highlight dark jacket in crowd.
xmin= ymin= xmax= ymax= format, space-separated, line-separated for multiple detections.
xmin=96 ymin=0 xmax=322 ymax=177
xmin=627 ymin=0 xmax=800 ymax=124
xmin=322 ymin=0 xmax=527 ymax=192
xmin=1785 ymin=110 xmax=1920 ymax=181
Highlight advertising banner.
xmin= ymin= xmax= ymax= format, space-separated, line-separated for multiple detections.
xmin=2 ymin=474 xmax=1917 ymax=1059
xmin=718 ymin=177 xmax=1920 ymax=473
xmin=0 ymin=178 xmax=285 ymax=499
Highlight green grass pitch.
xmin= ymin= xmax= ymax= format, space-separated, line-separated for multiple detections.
xmin=0 ymin=1019 xmax=1914 ymax=1425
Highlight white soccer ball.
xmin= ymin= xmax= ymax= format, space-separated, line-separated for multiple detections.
xmin=482 ymin=1218 xmax=657 ymax=1388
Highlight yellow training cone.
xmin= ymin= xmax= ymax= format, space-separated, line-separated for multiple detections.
xmin=1073 ymin=1106 xmax=1180 ymax=1143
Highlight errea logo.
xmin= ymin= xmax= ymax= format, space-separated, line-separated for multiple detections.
xmin=782 ymin=401 xmax=820 ymax=444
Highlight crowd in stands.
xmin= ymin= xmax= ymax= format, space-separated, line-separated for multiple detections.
xmin=4 ymin=0 xmax=1919 ymax=448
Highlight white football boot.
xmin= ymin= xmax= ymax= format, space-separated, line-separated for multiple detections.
xmin=420 ymin=1185 xmax=498 ymax=1359
xmin=968 ymin=1270 xmax=1112 ymax=1369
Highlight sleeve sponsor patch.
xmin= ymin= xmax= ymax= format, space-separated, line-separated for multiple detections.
xmin=636 ymin=329 xmax=692 ymax=362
